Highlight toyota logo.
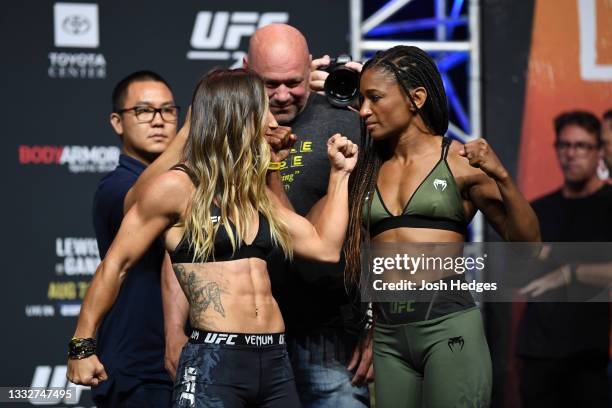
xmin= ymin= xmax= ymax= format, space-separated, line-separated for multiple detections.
xmin=62 ymin=15 xmax=91 ymax=35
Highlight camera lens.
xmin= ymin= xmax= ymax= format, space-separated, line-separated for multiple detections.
xmin=324 ymin=66 xmax=359 ymax=108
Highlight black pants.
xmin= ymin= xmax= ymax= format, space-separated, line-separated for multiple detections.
xmin=173 ymin=336 xmax=300 ymax=407
xmin=520 ymin=352 xmax=610 ymax=408
xmin=94 ymin=381 xmax=172 ymax=408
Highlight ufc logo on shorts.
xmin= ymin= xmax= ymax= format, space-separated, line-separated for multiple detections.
xmin=187 ymin=11 xmax=289 ymax=67
xmin=203 ymin=332 xmax=238 ymax=345
xmin=179 ymin=367 xmax=197 ymax=407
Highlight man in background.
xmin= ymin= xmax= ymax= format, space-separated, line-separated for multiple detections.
xmin=90 ymin=71 xmax=187 ymax=407
xmin=600 ymin=109 xmax=612 ymax=174
xmin=518 ymin=110 xmax=611 ymax=408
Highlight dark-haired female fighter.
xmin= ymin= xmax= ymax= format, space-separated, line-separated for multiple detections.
xmin=344 ymin=46 xmax=540 ymax=407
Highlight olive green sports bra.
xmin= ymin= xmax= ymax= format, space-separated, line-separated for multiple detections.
xmin=364 ymin=137 xmax=467 ymax=237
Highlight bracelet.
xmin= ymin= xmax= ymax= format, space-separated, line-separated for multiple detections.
xmin=364 ymin=302 xmax=373 ymax=331
xmin=268 ymin=162 xmax=282 ymax=171
xmin=68 ymin=337 xmax=96 ymax=360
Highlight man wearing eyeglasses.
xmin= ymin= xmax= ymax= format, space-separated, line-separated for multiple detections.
xmin=601 ymin=110 xmax=612 ymax=174
xmin=87 ymin=71 xmax=183 ymax=407
xmin=517 ymin=111 xmax=611 ymax=407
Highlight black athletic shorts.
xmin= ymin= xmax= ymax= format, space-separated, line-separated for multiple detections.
xmin=173 ymin=330 xmax=300 ymax=408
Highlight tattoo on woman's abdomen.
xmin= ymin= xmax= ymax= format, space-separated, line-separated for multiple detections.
xmin=173 ymin=264 xmax=227 ymax=327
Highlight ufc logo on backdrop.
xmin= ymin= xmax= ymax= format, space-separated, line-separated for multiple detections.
xmin=30 ymin=365 xmax=88 ymax=405
xmin=577 ymin=0 xmax=612 ymax=80
xmin=187 ymin=11 xmax=289 ymax=67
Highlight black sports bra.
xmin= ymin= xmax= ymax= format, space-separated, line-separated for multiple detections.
xmin=169 ymin=164 xmax=275 ymax=263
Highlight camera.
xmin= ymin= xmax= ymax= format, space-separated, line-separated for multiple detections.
xmin=324 ymin=54 xmax=359 ymax=108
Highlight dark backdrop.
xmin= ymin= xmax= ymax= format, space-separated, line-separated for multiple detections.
xmin=482 ymin=1 xmax=535 ymax=407
xmin=0 ymin=1 xmax=351 ymax=406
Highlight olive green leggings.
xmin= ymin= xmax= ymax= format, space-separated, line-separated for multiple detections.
xmin=373 ymin=307 xmax=492 ymax=408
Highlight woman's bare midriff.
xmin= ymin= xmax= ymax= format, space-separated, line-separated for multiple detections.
xmin=371 ymin=227 xmax=466 ymax=283
xmin=371 ymin=227 xmax=465 ymax=244
xmin=172 ymin=258 xmax=285 ymax=334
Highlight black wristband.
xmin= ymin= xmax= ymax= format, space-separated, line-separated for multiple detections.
xmin=68 ymin=337 xmax=96 ymax=360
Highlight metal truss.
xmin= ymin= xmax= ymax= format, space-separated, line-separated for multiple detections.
xmin=350 ymin=0 xmax=484 ymax=241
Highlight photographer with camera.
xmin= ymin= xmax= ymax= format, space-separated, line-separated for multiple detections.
xmin=311 ymin=54 xmax=363 ymax=107
xmin=243 ymin=24 xmax=371 ymax=407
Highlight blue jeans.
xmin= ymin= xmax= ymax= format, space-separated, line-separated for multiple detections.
xmin=287 ymin=331 xmax=370 ymax=408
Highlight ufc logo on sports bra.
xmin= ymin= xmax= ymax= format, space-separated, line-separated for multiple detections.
xmin=211 ymin=216 xmax=220 ymax=224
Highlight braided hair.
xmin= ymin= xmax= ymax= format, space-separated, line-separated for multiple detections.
xmin=344 ymin=46 xmax=449 ymax=284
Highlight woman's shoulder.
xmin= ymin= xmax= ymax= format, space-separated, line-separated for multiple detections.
xmin=139 ymin=167 xmax=194 ymax=211
xmin=445 ymin=138 xmax=480 ymax=177
xmin=158 ymin=167 xmax=195 ymax=192
xmin=445 ymin=138 xmax=464 ymax=156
